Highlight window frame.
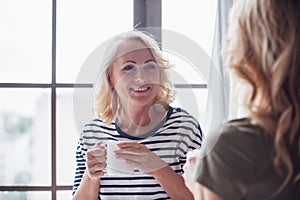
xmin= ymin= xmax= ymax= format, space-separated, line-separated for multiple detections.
xmin=0 ymin=0 xmax=207 ymax=199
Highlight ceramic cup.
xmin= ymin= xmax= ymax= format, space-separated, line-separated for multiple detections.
xmin=106 ymin=140 xmax=135 ymax=175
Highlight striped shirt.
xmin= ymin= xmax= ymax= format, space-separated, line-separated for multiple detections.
xmin=72 ymin=107 xmax=203 ymax=200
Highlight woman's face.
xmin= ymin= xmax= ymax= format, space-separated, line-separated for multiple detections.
xmin=109 ymin=40 xmax=161 ymax=108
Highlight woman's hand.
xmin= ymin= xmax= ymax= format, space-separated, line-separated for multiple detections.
xmin=115 ymin=141 xmax=167 ymax=174
xmin=85 ymin=141 xmax=107 ymax=179
xmin=183 ymin=151 xmax=199 ymax=195
xmin=183 ymin=151 xmax=223 ymax=200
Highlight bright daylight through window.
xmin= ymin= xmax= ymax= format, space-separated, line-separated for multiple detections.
xmin=0 ymin=0 xmax=217 ymax=199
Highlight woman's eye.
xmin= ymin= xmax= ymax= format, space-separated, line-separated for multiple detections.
xmin=122 ymin=65 xmax=135 ymax=71
xmin=144 ymin=63 xmax=156 ymax=70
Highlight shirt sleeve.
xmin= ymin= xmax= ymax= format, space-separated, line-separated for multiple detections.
xmin=177 ymin=116 xmax=203 ymax=174
xmin=72 ymin=132 xmax=86 ymax=196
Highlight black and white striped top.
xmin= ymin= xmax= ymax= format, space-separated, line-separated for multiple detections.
xmin=72 ymin=107 xmax=203 ymax=200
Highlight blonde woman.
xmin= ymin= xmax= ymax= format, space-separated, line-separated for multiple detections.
xmin=72 ymin=30 xmax=203 ymax=200
xmin=183 ymin=0 xmax=300 ymax=199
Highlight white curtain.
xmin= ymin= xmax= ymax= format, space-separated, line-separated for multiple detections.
xmin=203 ymin=0 xmax=234 ymax=134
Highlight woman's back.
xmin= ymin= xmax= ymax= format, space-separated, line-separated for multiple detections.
xmin=194 ymin=118 xmax=299 ymax=199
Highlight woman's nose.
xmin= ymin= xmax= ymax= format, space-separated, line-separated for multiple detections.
xmin=134 ymin=68 xmax=148 ymax=83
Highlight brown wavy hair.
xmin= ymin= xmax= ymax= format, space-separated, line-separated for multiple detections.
xmin=223 ymin=0 xmax=300 ymax=191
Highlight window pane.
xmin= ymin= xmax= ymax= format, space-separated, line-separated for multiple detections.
xmin=164 ymin=52 xmax=208 ymax=129
xmin=162 ymin=1 xmax=217 ymax=134
xmin=0 ymin=89 xmax=51 ymax=186
xmin=171 ymin=88 xmax=208 ymax=129
xmin=165 ymin=52 xmax=206 ymax=85
xmin=0 ymin=0 xmax=52 ymax=83
xmin=57 ymin=0 xmax=133 ymax=83
xmin=0 ymin=191 xmax=51 ymax=200
xmin=57 ymin=190 xmax=72 ymax=200
xmin=162 ymin=0 xmax=218 ymax=55
xmin=57 ymin=88 xmax=94 ymax=185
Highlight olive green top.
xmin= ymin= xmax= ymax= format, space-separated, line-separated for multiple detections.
xmin=194 ymin=118 xmax=298 ymax=200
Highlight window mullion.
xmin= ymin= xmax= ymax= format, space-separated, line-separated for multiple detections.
xmin=134 ymin=0 xmax=162 ymax=42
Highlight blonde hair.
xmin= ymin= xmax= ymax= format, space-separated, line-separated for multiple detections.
xmin=94 ymin=30 xmax=175 ymax=124
xmin=223 ymin=0 xmax=300 ymax=190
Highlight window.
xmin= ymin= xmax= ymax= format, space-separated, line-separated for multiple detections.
xmin=0 ymin=0 xmax=52 ymax=83
xmin=0 ymin=1 xmax=217 ymax=199
xmin=162 ymin=0 xmax=218 ymax=130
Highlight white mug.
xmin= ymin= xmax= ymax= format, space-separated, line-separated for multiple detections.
xmin=106 ymin=140 xmax=135 ymax=175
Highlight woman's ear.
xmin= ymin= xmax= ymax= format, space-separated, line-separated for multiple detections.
xmin=108 ymin=78 xmax=114 ymax=90
xmin=107 ymin=68 xmax=114 ymax=89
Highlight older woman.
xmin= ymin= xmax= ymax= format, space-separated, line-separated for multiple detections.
xmin=183 ymin=0 xmax=300 ymax=199
xmin=72 ymin=30 xmax=203 ymax=200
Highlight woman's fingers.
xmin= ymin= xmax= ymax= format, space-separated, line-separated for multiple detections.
xmin=116 ymin=142 xmax=149 ymax=153
xmin=88 ymin=163 xmax=107 ymax=178
xmin=183 ymin=154 xmax=196 ymax=172
xmin=85 ymin=141 xmax=107 ymax=178
xmin=117 ymin=141 xmax=142 ymax=149
xmin=114 ymin=149 xmax=142 ymax=162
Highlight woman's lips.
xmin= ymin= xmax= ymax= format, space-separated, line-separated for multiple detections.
xmin=129 ymin=84 xmax=151 ymax=92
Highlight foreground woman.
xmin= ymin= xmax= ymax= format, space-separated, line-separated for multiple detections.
xmin=183 ymin=0 xmax=300 ymax=199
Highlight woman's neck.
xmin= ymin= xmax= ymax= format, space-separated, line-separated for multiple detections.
xmin=117 ymin=104 xmax=167 ymax=136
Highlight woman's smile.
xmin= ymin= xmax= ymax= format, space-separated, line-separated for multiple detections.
xmin=129 ymin=84 xmax=151 ymax=92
